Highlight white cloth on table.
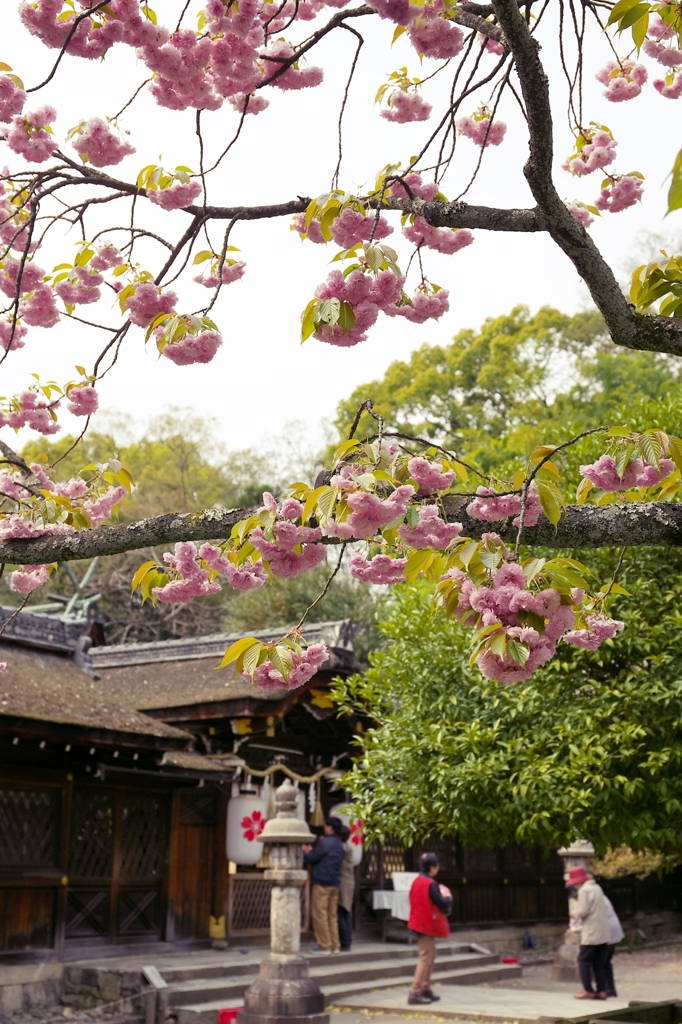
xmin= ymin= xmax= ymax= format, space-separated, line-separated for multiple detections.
xmin=372 ymin=890 xmax=411 ymax=921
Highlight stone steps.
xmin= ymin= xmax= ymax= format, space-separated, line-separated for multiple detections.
xmin=171 ymin=946 xmax=521 ymax=1024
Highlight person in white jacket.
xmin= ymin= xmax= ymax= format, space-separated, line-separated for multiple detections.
xmin=566 ymin=866 xmax=610 ymax=999
xmin=602 ymin=895 xmax=625 ymax=997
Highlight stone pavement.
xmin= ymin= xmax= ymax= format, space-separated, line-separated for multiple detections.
xmin=330 ymin=945 xmax=682 ymax=1023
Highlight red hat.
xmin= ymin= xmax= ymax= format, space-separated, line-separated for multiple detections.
xmin=566 ymin=866 xmax=589 ymax=886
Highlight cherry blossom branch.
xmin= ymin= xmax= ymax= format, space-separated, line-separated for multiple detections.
xmin=0 ymin=500 xmax=680 ymax=566
xmin=293 ymin=541 xmax=347 ymax=632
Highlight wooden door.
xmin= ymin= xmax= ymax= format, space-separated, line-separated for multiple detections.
xmin=166 ymin=789 xmax=218 ymax=941
xmin=66 ymin=785 xmax=170 ymax=948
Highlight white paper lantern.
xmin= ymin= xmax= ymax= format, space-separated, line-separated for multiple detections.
xmin=330 ymin=802 xmax=364 ymax=867
xmin=226 ymin=789 xmax=268 ymax=865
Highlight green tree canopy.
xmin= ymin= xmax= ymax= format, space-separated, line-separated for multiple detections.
xmin=334 ymin=307 xmax=679 ymax=471
xmin=335 ymin=553 xmax=682 ymax=854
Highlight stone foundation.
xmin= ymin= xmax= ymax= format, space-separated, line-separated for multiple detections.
xmin=0 ymin=964 xmax=62 ymax=1014
xmin=61 ymin=965 xmax=145 ymax=1013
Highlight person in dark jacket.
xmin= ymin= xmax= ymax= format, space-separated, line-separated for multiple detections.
xmin=407 ymin=852 xmax=452 ymax=1004
xmin=303 ymin=816 xmax=345 ymax=954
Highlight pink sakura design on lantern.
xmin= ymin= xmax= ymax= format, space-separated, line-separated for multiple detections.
xmin=149 ymin=180 xmax=202 ymax=211
xmin=596 ymin=60 xmax=647 ymax=102
xmin=0 ymin=75 xmax=25 ymax=124
xmin=579 ymin=454 xmax=674 ymax=491
xmin=456 ymin=111 xmax=506 ymax=147
xmin=70 ymin=118 xmax=136 ymax=168
xmin=566 ymin=203 xmax=594 ymax=228
xmin=563 ymin=615 xmax=624 ymax=651
xmin=595 ymin=174 xmax=644 ymax=214
xmin=10 ymin=564 xmax=51 ymax=593
xmin=348 ymin=553 xmax=407 ymax=584
xmin=466 ymin=486 xmax=542 ymax=528
xmin=403 ymin=217 xmax=474 ymax=255
xmin=398 ymin=505 xmax=462 ymax=549
xmin=381 ymin=90 xmax=432 ymax=123
xmin=241 ymin=810 xmax=266 ymax=841
xmin=562 ymin=129 xmax=617 ymax=176
xmin=248 ymin=643 xmax=329 ymax=692
xmin=350 ymin=820 xmax=364 ymax=845
xmin=3 ymin=105 xmax=56 ymax=163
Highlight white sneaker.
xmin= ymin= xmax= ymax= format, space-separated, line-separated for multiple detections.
xmin=309 ymin=947 xmax=331 ymax=955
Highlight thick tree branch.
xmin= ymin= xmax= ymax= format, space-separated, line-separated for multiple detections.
xmin=490 ymin=0 xmax=682 ymax=357
xmin=0 ymin=501 xmax=681 ymax=565
xmin=381 ymin=195 xmax=544 ymax=231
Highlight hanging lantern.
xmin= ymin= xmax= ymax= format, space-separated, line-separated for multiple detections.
xmin=226 ymin=786 xmax=267 ymax=866
xmin=330 ymin=802 xmax=364 ymax=867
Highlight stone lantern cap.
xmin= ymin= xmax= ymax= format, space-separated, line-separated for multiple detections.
xmin=260 ymin=777 xmax=316 ymax=845
xmin=557 ymin=839 xmax=596 ymax=858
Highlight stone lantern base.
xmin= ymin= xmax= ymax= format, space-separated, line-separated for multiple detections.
xmin=237 ymin=954 xmax=329 ymax=1024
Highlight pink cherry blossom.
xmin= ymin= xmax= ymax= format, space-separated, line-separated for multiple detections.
xmin=124 ymin=283 xmax=177 ymax=328
xmin=0 ymin=257 xmax=44 ymax=298
xmin=403 ymin=217 xmax=473 ymax=255
xmin=161 ymin=328 xmax=222 ymax=366
xmin=408 ymin=4 xmax=464 ymax=59
xmin=466 ymin=486 xmax=542 ymax=527
xmin=562 ymin=615 xmax=624 ymax=650
xmin=567 ymin=202 xmax=594 ymax=228
xmin=456 ymin=114 xmax=506 ymax=147
xmin=407 ymin=456 xmax=455 ymax=494
xmin=84 ymin=485 xmax=126 ymax=526
xmin=371 ymin=0 xmax=417 ymax=26
xmin=562 ymin=129 xmax=616 ymax=176
xmin=4 ymin=105 xmax=57 ymax=163
xmin=0 ymin=515 xmax=73 ymax=540
xmin=324 ymin=483 xmax=414 ymax=539
xmin=329 ymin=208 xmax=392 ymax=249
xmin=384 ymin=286 xmax=449 ymax=324
xmin=349 ymin=553 xmax=407 ymax=584
xmin=90 ymin=244 xmax=120 ymax=272
xmin=249 ymin=525 xmax=327 ymax=577
xmin=398 ymin=505 xmax=462 ymax=548
xmin=19 ymin=284 xmax=59 ymax=328
xmin=595 ymin=174 xmax=644 ymax=213
xmin=292 ymin=213 xmax=326 ymax=243
xmin=71 ymin=118 xmax=136 ymax=167
xmin=0 ymin=75 xmax=26 ymax=123
xmin=66 ymin=385 xmax=98 ymax=417
xmin=194 ymin=261 xmax=246 ymax=288
xmin=280 ymin=498 xmax=304 ymax=519
xmin=10 ymin=563 xmax=50 ymax=592
xmin=596 ymin=59 xmax=647 ymax=102
xmin=478 ymin=33 xmax=505 ymax=56
xmin=229 ymin=92 xmax=269 ymax=115
xmin=654 ymin=71 xmax=682 ymax=99
xmin=381 ymin=90 xmax=432 ymax=123
xmin=153 ymin=541 xmax=223 ymax=602
xmin=388 ymin=172 xmax=439 ymax=201
xmin=55 ymin=265 xmax=103 ymax=306
xmin=199 ymin=542 xmax=267 ymax=591
xmin=149 ymin=180 xmax=202 ymax=211
xmin=249 ymin=643 xmax=328 ymax=692
xmin=580 ymin=453 xmax=674 ymax=491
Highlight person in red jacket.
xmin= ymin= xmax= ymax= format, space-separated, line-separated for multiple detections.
xmin=407 ymin=852 xmax=453 ymax=1004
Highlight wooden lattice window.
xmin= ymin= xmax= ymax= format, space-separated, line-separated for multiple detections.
xmin=382 ymin=840 xmax=405 ymax=880
xmin=120 ymin=795 xmax=167 ymax=880
xmin=0 ymin=788 xmax=59 ymax=868
xmin=69 ymin=791 xmax=114 ymax=879
xmin=227 ymin=874 xmax=309 ymax=936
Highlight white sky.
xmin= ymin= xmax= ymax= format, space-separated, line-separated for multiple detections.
xmin=4 ymin=2 xmax=681 ymax=458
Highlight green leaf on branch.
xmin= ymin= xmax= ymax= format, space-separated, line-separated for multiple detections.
xmin=668 ymin=148 xmax=682 ymax=215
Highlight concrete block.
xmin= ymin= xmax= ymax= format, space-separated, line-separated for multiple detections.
xmin=0 ymin=985 xmax=25 ymax=1014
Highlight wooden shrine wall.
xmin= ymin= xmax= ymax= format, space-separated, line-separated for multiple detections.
xmin=0 ymin=769 xmax=227 ymax=957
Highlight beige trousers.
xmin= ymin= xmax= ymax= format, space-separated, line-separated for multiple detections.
xmin=311 ymin=884 xmax=340 ymax=951
xmin=411 ymin=934 xmax=437 ymax=994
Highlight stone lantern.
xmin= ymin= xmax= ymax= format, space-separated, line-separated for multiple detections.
xmin=238 ymin=778 xmax=328 ymax=1024
xmin=551 ymin=840 xmax=596 ymax=982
